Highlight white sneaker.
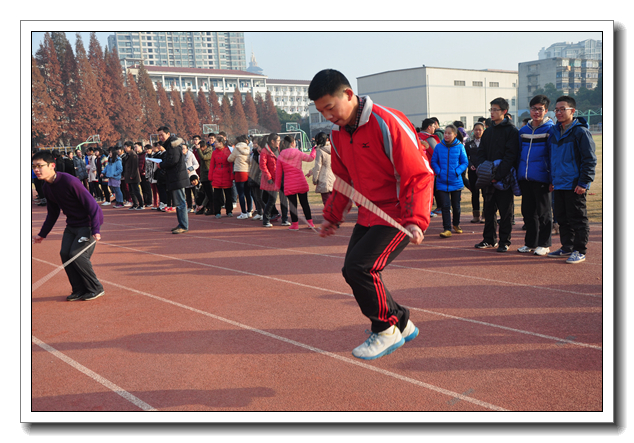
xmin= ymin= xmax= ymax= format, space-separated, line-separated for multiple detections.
xmin=237 ymin=213 xmax=249 ymax=220
xmin=101 ymin=201 xmax=111 ymax=206
xmin=247 ymin=212 xmax=253 ymax=218
xmin=534 ymin=246 xmax=550 ymax=256
xmin=252 ymin=214 xmax=262 ymax=220
xmin=402 ymin=320 xmax=419 ymax=343
xmin=124 ymin=202 xmax=132 ymax=207
xmin=351 ymin=325 xmax=405 ymax=360
xmin=517 ymin=245 xmax=534 ymax=253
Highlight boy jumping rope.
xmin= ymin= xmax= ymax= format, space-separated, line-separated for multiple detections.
xmin=308 ymin=69 xmax=434 ymax=360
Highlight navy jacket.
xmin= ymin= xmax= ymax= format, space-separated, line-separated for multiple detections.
xmin=548 ymin=117 xmax=597 ymax=191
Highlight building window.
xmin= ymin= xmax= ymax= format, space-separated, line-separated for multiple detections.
xmin=472 ymin=81 xmax=483 ymax=87
xmin=454 ymin=80 xmax=465 ymax=86
xmin=489 ymin=82 xmax=499 ymax=87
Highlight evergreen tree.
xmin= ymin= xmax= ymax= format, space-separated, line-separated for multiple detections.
xmin=208 ymin=86 xmax=221 ymax=127
xmin=220 ymin=95 xmax=233 ymax=135
xmin=231 ymin=87 xmax=249 ymax=136
xmin=88 ymin=33 xmax=115 ymax=131
xmin=254 ymin=92 xmax=265 ymax=126
xmin=31 ymin=56 xmax=60 ymax=147
xmin=34 ymin=32 xmax=65 ymax=145
xmin=196 ymin=88 xmax=213 ymax=132
xmin=263 ymin=90 xmax=281 ymax=133
xmin=136 ymin=62 xmax=162 ymax=137
xmin=170 ymin=84 xmax=184 ymax=136
xmin=104 ymin=46 xmax=130 ymax=142
xmin=71 ymin=33 xmax=117 ymax=146
xmin=182 ymin=89 xmax=200 ymax=139
xmin=156 ymin=82 xmax=176 ymax=133
xmin=124 ymin=72 xmax=144 ymax=141
xmin=243 ymin=91 xmax=259 ymax=129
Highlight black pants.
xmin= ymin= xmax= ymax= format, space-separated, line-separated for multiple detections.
xmin=213 ymin=187 xmax=233 ymax=215
xmin=262 ymin=189 xmax=288 ymax=223
xmin=140 ymin=176 xmax=152 ymax=206
xmin=553 ymin=189 xmax=589 ymax=254
xmin=250 ymin=183 xmax=264 ymax=215
xmin=343 ymin=224 xmax=411 ymax=334
xmin=287 ymin=192 xmax=312 ymax=223
xmin=60 ymin=226 xmax=103 ymax=295
xmin=519 ymin=180 xmax=552 ymax=248
xmin=100 ymin=181 xmax=111 ymax=202
xmin=482 ymin=187 xmax=514 ymax=247
xmin=128 ymin=182 xmax=143 ymax=207
xmin=436 ymin=190 xmax=461 ymax=230
xmin=200 ymin=181 xmax=214 ymax=211
xmin=467 ymin=169 xmax=482 ymax=212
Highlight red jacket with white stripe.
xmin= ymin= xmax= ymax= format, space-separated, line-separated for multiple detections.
xmin=323 ymin=96 xmax=434 ymax=231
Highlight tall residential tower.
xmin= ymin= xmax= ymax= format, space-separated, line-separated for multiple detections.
xmin=107 ymin=32 xmax=246 ymax=71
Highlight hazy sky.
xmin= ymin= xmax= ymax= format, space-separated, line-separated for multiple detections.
xmin=31 ymin=28 xmax=604 ymax=90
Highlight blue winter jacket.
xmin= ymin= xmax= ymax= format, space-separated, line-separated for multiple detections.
xmin=548 ymin=117 xmax=597 ymax=191
xmin=103 ymin=156 xmax=122 ymax=180
xmin=431 ymin=138 xmax=469 ymax=192
xmin=518 ymin=117 xmax=554 ymax=184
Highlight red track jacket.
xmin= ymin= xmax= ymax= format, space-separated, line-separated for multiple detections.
xmin=323 ymin=96 xmax=434 ymax=231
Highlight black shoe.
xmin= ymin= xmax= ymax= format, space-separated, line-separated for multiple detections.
xmin=204 ymin=209 xmax=214 ymax=216
xmin=196 ymin=208 xmax=205 ymax=215
xmin=128 ymin=205 xmax=138 ymax=210
xmin=81 ymin=291 xmax=105 ymax=301
xmin=475 ymin=241 xmax=498 ymax=249
xmin=496 ymin=244 xmax=510 ymax=252
xmin=66 ymin=292 xmax=84 ymax=301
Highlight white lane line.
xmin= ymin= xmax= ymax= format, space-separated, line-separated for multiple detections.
xmin=69 ymin=278 xmax=510 ymax=412
xmin=101 ymin=222 xmax=603 ymax=297
xmin=32 ymin=336 xmax=157 ymax=411
xmin=31 ymin=247 xmax=602 ymax=352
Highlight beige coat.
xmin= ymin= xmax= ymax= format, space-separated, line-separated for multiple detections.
xmin=311 ymin=142 xmax=335 ymax=194
xmin=227 ymin=142 xmax=251 ymax=172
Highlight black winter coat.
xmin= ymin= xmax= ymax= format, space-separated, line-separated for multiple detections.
xmin=161 ymin=136 xmax=190 ymax=191
xmin=475 ymin=118 xmax=519 ymax=181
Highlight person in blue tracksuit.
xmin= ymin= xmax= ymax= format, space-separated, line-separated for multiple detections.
xmin=431 ymin=124 xmax=469 ymax=238
xmin=546 ymin=96 xmax=597 ymax=264
xmin=517 ymin=95 xmax=555 ymax=256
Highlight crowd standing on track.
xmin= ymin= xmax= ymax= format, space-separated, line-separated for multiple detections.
xmin=31 ymin=78 xmax=598 ymax=321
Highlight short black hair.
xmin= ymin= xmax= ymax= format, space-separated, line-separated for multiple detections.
xmin=32 ymin=151 xmax=54 ymax=164
xmin=124 ymin=141 xmax=134 ymax=147
xmin=308 ymin=69 xmax=352 ymax=101
xmin=490 ymin=97 xmax=509 ymax=112
xmin=555 ymin=95 xmax=576 ymax=109
xmin=421 ymin=118 xmax=435 ymax=131
xmin=157 ymin=126 xmax=170 ymax=133
xmin=189 ymin=174 xmax=199 ymax=182
xmin=529 ymin=94 xmax=550 ymax=109
xmin=192 ymin=135 xmax=201 ymax=140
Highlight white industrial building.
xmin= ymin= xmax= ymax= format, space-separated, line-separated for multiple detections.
xmin=309 ymin=66 xmax=519 ymax=136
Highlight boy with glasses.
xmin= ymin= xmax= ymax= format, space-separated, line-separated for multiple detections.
xmin=474 ymin=97 xmax=520 ymax=252
xmin=547 ymin=96 xmax=597 ymax=263
xmin=32 ymin=151 xmax=105 ymax=301
xmin=517 ymin=95 xmax=555 ymax=256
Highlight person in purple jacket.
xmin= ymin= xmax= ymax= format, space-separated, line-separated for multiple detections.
xmin=32 ymin=151 xmax=105 ymax=301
